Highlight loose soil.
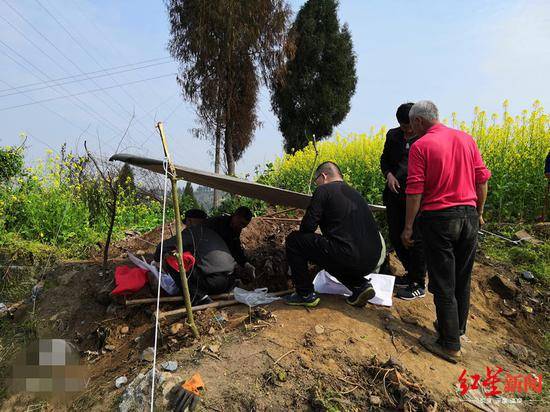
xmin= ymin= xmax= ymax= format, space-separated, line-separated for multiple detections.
xmin=1 ymin=217 xmax=548 ymax=411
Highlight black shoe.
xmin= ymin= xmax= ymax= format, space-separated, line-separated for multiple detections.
xmin=346 ymin=281 xmax=375 ymax=307
xmin=394 ymin=276 xmax=411 ymax=290
xmin=283 ymin=292 xmax=320 ymax=307
xmin=397 ymin=283 xmax=426 ymax=300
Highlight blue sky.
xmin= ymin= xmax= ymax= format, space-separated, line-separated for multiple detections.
xmin=1 ymin=0 xmax=549 ymax=176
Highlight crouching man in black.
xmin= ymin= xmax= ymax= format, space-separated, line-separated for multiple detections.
xmin=284 ymin=161 xmax=386 ymax=307
xmin=155 ymin=224 xmax=238 ymax=305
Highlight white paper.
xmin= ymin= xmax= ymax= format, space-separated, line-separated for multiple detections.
xmin=313 ymin=270 xmax=395 ymax=307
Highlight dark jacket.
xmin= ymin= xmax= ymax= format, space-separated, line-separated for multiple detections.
xmin=203 ymin=215 xmax=247 ymax=266
xmin=380 ymin=127 xmax=406 ymax=179
xmin=380 ymin=127 xmax=419 ymax=201
xmin=155 ymin=226 xmax=236 ymax=275
xmin=300 ymin=181 xmax=382 ymax=269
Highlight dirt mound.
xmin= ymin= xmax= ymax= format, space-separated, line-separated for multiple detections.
xmin=2 ymin=217 xmax=549 ymax=411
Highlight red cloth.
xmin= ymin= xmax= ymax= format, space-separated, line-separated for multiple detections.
xmin=406 ymin=123 xmax=491 ymax=211
xmin=111 ymin=266 xmax=148 ymax=295
xmin=165 ymin=252 xmax=195 ymax=273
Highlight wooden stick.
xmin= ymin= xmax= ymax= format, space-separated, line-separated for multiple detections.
xmin=157 ymin=122 xmax=199 ymax=338
xmin=263 ymin=208 xmax=297 ymax=218
xmin=256 ymin=217 xmax=301 ymax=222
xmin=273 ymin=349 xmax=295 ymax=365
xmin=126 ymin=291 xmax=234 ymax=306
xmin=158 ymin=289 xmax=293 ymax=320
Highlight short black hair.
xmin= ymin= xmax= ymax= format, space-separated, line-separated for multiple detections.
xmin=184 ymin=209 xmax=207 ymax=220
xmin=396 ymin=102 xmax=414 ymax=124
xmin=233 ymin=206 xmax=253 ymax=221
xmin=315 ymin=161 xmax=343 ymax=179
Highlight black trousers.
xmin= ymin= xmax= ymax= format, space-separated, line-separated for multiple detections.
xmin=384 ymin=191 xmax=426 ymax=285
xmin=285 ymin=231 xmax=380 ymax=295
xmin=420 ymin=206 xmax=479 ymax=351
xmin=167 ymin=266 xmax=234 ymax=302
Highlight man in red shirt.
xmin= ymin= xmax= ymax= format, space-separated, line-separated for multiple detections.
xmin=401 ymin=101 xmax=490 ymax=360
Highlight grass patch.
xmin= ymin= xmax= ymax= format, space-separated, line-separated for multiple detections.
xmin=479 ymin=224 xmax=550 ymax=286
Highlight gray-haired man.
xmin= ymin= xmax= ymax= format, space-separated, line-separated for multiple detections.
xmin=402 ymin=101 xmax=491 ymax=361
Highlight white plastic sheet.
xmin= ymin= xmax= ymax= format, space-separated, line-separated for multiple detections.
xmin=233 ymin=287 xmax=281 ymax=307
xmin=127 ymin=252 xmax=179 ymax=296
xmin=313 ymin=270 xmax=395 ymax=307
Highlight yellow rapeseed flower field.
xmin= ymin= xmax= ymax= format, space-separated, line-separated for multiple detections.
xmin=263 ymin=101 xmax=550 ymax=221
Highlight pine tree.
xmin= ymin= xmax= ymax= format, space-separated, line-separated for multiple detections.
xmin=181 ymin=181 xmax=200 ymax=211
xmin=272 ymin=0 xmax=357 ymax=152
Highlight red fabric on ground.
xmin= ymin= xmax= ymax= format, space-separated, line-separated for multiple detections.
xmin=111 ymin=265 xmax=149 ymax=295
xmin=165 ymin=252 xmax=195 ymax=273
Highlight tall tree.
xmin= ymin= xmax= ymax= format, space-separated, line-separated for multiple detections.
xmin=272 ymin=0 xmax=357 ymax=152
xmin=167 ymin=0 xmax=290 ymax=186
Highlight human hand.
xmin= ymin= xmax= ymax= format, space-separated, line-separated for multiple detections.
xmin=401 ymin=227 xmax=414 ymax=249
xmin=244 ymin=262 xmax=256 ymax=279
xmin=479 ymin=214 xmax=485 ymax=227
xmin=387 ymin=172 xmax=401 ymax=194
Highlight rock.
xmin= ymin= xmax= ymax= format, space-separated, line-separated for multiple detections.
xmin=500 ymin=308 xmax=517 ymax=318
xmin=115 ymin=376 xmax=128 ymax=388
xmin=504 ymin=343 xmax=533 ymax=362
xmin=488 ymin=275 xmax=518 ymax=300
xmin=521 ymin=271 xmax=536 ymax=283
xmin=208 ymin=344 xmax=220 ymax=354
xmin=95 ymin=282 xmax=113 ymax=306
xmin=169 ymin=323 xmax=184 ymax=335
xmin=314 ymin=324 xmax=325 ymax=334
xmin=120 ymin=325 xmax=129 ymax=334
xmin=370 ymin=396 xmax=382 ymax=406
xmin=0 ymin=303 xmax=6 ymax=315
xmin=141 ymin=347 xmax=155 ymax=362
xmin=383 ymin=356 xmax=404 ymax=371
xmin=105 ymin=345 xmax=116 ymax=351
xmin=161 ymin=361 xmax=178 ymax=372
xmin=118 ymin=370 xmax=160 ymax=412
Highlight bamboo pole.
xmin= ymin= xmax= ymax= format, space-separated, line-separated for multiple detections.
xmin=158 ymin=289 xmax=293 ymax=320
xmin=156 ymin=122 xmax=199 ymax=338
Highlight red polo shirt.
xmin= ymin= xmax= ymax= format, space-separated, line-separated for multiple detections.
xmin=406 ymin=123 xmax=491 ymax=211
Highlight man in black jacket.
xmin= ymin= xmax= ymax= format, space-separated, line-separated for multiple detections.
xmin=380 ymin=103 xmax=426 ymax=300
xmin=284 ymin=161 xmax=386 ymax=307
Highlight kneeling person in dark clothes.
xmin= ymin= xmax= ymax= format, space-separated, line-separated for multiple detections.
xmin=203 ymin=206 xmax=256 ymax=279
xmin=183 ymin=208 xmax=207 ymax=227
xmin=155 ymin=225 xmax=238 ymax=305
xmin=284 ymin=161 xmax=386 ymax=307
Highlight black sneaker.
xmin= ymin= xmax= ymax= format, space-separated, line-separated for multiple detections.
xmin=397 ymin=283 xmax=426 ymax=300
xmin=283 ymin=292 xmax=320 ymax=307
xmin=394 ymin=276 xmax=411 ymax=290
xmin=346 ymin=281 xmax=375 ymax=307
